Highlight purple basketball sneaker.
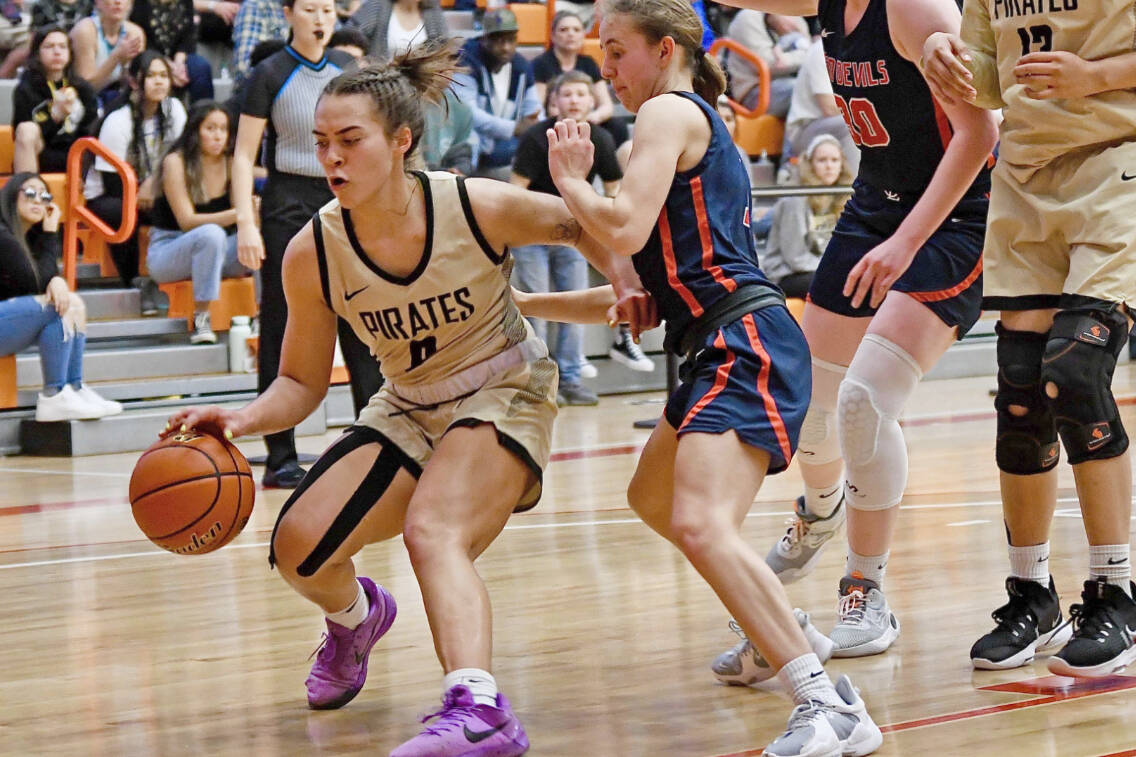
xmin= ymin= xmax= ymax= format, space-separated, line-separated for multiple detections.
xmin=389 ymin=685 xmax=529 ymax=757
xmin=306 ymin=576 xmax=397 ymax=710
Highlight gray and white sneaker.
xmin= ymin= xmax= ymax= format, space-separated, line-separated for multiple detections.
xmin=766 ymin=495 xmax=846 ymax=583
xmin=762 ymin=699 xmax=842 ymax=757
xmin=712 ymin=609 xmax=835 ymax=686
xmin=827 ymin=675 xmax=883 ymax=756
xmin=831 ymin=574 xmax=900 ymax=658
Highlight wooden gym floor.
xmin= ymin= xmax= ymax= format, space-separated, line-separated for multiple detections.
xmin=3 ymin=367 xmax=1136 ymax=756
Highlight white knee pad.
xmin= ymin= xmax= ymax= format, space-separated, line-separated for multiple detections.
xmin=798 ymin=357 xmax=847 ymax=466
xmin=838 ymin=334 xmax=922 ymax=511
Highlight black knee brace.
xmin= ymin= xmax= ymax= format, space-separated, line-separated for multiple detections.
xmin=1040 ymin=306 xmax=1131 ymax=464
xmin=995 ymin=323 xmax=1060 ymax=474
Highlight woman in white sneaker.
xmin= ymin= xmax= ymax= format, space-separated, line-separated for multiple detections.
xmin=146 ymin=100 xmax=251 ymax=344
xmin=0 ymin=173 xmax=122 ymax=421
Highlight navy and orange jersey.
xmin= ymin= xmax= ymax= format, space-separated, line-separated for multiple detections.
xmin=631 ymin=91 xmax=775 ymax=351
xmin=817 ymin=0 xmax=991 ymax=200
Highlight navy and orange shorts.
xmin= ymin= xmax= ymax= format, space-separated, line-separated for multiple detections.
xmin=807 ymin=180 xmax=988 ymax=337
xmin=664 ymin=305 xmax=811 ymax=474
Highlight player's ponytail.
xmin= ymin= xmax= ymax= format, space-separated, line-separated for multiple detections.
xmin=602 ymin=0 xmax=725 ymax=104
xmin=320 ymin=40 xmax=463 ymax=158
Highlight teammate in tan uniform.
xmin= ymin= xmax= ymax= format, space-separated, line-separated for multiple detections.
xmin=164 ymin=42 xmax=649 ymax=757
xmin=923 ymin=0 xmax=1136 ymax=677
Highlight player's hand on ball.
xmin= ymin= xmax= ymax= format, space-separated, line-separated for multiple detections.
xmin=548 ymin=118 xmax=595 ymax=186
xmin=162 ymin=405 xmax=249 ymax=442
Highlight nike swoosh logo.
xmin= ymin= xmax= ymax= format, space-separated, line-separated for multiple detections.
xmin=345 ymin=285 xmax=370 ymax=301
xmin=1037 ymin=556 xmax=1049 ymax=562
xmin=819 ymin=489 xmax=838 ymax=499
xmin=1123 ymin=171 xmax=1136 ymax=181
xmin=820 ymin=28 xmax=832 ymax=37
xmin=808 ymin=670 xmax=824 ymax=678
xmin=1108 ymin=557 xmax=1129 ymax=565
xmin=464 ymin=722 xmax=509 ymax=743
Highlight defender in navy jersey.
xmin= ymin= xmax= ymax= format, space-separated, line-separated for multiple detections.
xmin=232 ymin=0 xmax=382 ymax=489
xmin=550 ymin=0 xmax=882 ymax=754
xmin=716 ymin=0 xmax=999 ymax=669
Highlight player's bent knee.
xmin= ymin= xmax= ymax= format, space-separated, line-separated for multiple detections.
xmin=994 ymin=323 xmax=1060 ymax=474
xmin=1040 ymin=307 xmax=1130 ymax=464
xmin=837 ymin=335 xmax=920 ymax=511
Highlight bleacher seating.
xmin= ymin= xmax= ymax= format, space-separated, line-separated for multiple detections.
xmin=159 ymin=276 xmax=258 ymax=333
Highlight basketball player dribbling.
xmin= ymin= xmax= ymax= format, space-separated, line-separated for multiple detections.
xmin=922 ymin=0 xmax=1136 ymax=677
xmin=547 ymin=0 xmax=883 ymax=753
xmin=163 ymin=43 xmax=651 ymax=757
xmin=707 ymin=0 xmax=999 ymax=670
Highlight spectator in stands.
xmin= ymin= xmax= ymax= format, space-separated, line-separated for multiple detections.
xmin=231 ymin=0 xmax=287 ymax=83
xmin=530 ymin=11 xmax=629 ymax=150
xmin=510 ymin=70 xmax=623 ymax=405
xmin=783 ymin=37 xmax=859 ymax=177
xmin=758 ymin=134 xmax=851 ymax=298
xmin=327 ymin=26 xmax=367 ymax=59
xmin=12 ymin=26 xmax=99 ymax=174
xmin=131 ymin=0 xmax=214 ymax=101
xmin=147 ymin=101 xmax=250 ymax=344
xmin=70 ymin=0 xmax=146 ymax=103
xmin=85 ymin=50 xmax=187 ymax=287
xmin=0 ymin=0 xmax=31 ymax=78
xmin=33 ymin=0 xmax=94 ymax=33
xmin=345 ymin=0 xmax=447 ymax=60
xmin=421 ymin=87 xmax=475 ymax=175
xmin=0 ymin=172 xmax=122 ymax=421
xmin=454 ymin=8 xmax=541 ymax=178
xmin=725 ymin=9 xmax=808 ymax=118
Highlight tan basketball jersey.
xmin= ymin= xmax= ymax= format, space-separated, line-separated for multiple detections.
xmin=962 ymin=0 xmax=1136 ymax=174
xmin=315 ymin=171 xmax=532 ymax=387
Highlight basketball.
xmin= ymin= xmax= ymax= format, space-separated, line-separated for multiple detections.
xmin=129 ymin=430 xmax=255 ymax=555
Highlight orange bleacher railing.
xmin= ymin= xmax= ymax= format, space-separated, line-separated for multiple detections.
xmin=62 ymin=137 xmax=137 ymax=289
xmin=708 ymin=38 xmax=771 ymax=119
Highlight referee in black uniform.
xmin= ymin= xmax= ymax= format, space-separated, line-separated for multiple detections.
xmin=233 ymin=0 xmax=381 ymax=487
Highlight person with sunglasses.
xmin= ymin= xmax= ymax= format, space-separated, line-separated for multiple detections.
xmin=0 ymin=173 xmax=122 ymax=421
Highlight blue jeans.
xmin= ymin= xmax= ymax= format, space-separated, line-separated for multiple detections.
xmin=147 ymin=225 xmax=246 ymax=303
xmin=0 ymin=296 xmax=85 ymax=392
xmin=511 ymin=244 xmax=587 ymax=384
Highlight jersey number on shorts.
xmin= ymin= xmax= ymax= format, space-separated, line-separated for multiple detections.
xmin=833 ymin=95 xmax=891 ymax=148
xmin=408 ymin=336 xmax=438 ymax=370
xmin=1016 ymin=25 xmax=1053 ymax=56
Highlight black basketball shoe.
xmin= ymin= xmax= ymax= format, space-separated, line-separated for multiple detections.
xmin=1048 ymin=579 xmax=1136 ymax=678
xmin=971 ymin=577 xmax=1072 ymax=670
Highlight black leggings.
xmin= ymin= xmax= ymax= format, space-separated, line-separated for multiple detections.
xmin=777 ymin=271 xmax=814 ymax=300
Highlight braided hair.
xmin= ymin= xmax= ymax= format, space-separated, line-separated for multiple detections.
xmin=319 ymin=40 xmax=463 ymax=160
xmin=125 ymin=51 xmax=173 ymax=181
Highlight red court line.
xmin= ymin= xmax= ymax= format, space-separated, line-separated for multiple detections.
xmin=710 ymin=675 xmax=1136 ymax=757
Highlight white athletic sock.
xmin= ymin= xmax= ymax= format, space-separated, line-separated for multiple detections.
xmin=1089 ymin=544 xmax=1132 ymax=596
xmin=1008 ymin=542 xmax=1050 ymax=585
xmin=326 ymin=580 xmax=369 ymax=630
xmin=846 ymin=549 xmax=888 ymax=585
xmin=805 ymin=483 xmax=843 ymax=519
xmin=444 ymin=668 xmax=499 ymax=707
xmin=778 ymin=653 xmax=840 ymax=706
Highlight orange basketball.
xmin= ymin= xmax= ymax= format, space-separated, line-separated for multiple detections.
xmin=129 ymin=430 xmax=255 ymax=555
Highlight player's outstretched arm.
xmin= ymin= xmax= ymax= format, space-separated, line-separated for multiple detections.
xmin=513 ymin=285 xmax=659 ymax=339
xmin=165 ymin=224 xmax=338 ymax=441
